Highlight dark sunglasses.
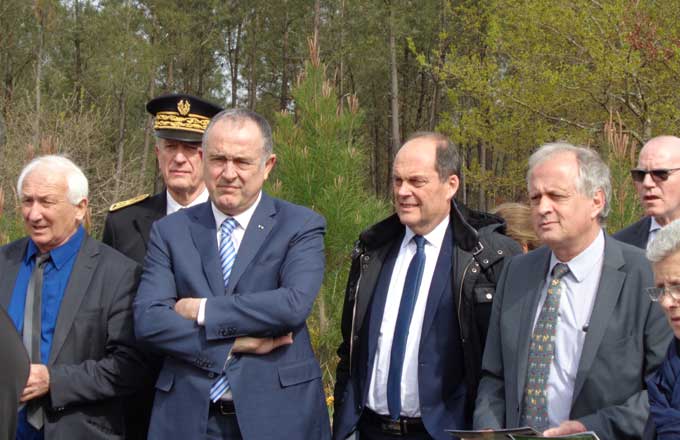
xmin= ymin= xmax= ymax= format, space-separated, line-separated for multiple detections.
xmin=630 ymin=167 xmax=680 ymax=183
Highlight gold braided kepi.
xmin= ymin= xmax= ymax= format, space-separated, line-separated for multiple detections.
xmin=146 ymin=93 xmax=223 ymax=143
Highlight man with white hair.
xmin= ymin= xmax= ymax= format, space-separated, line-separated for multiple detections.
xmin=0 ymin=155 xmax=147 ymax=439
xmin=615 ymin=135 xmax=680 ymax=248
xmin=474 ymin=143 xmax=671 ymax=439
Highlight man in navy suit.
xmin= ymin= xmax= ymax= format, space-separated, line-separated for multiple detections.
xmin=614 ymin=135 xmax=680 ymax=248
xmin=332 ymin=133 xmax=521 ymax=440
xmin=134 ymin=109 xmax=331 ymax=439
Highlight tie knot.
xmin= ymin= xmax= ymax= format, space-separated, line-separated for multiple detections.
xmin=413 ymin=235 xmax=426 ymax=250
xmin=221 ymin=217 xmax=238 ymax=235
xmin=552 ymin=263 xmax=570 ymax=279
xmin=36 ymin=253 xmax=50 ymax=267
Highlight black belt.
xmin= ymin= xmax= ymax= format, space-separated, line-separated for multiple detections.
xmin=362 ymin=408 xmax=426 ymax=436
xmin=210 ymin=400 xmax=236 ymax=416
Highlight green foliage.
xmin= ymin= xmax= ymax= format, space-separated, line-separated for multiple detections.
xmin=415 ymin=0 xmax=680 ymax=210
xmin=267 ymin=54 xmax=389 ymax=400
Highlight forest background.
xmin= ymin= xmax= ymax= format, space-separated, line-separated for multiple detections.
xmin=1 ymin=0 xmax=679 ymax=405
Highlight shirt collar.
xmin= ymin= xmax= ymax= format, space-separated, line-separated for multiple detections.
xmin=650 ymin=217 xmax=662 ymax=233
xmin=549 ymin=229 xmax=604 ymax=282
xmin=402 ymin=216 xmax=450 ymax=250
xmin=211 ymin=191 xmax=262 ymax=231
xmin=166 ymin=187 xmax=209 ymax=215
xmin=26 ymin=225 xmax=85 ymax=270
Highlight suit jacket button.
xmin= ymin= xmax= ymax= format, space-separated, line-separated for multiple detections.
xmin=208 ymin=372 xmax=216 ymax=378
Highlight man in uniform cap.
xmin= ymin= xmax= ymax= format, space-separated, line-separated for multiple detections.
xmin=103 ymin=93 xmax=223 ymax=264
xmin=102 ymin=93 xmax=222 ymax=439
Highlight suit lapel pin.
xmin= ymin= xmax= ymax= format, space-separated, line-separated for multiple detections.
xmin=257 ymin=224 xmax=264 ymax=230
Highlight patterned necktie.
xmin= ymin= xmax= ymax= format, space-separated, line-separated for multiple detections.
xmin=521 ymin=262 xmax=570 ymax=430
xmin=23 ymin=253 xmax=50 ymax=430
xmin=209 ymin=217 xmax=238 ymax=402
xmin=387 ymin=235 xmax=426 ymax=420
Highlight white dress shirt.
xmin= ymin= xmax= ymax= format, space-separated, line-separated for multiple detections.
xmin=366 ymin=216 xmax=449 ymax=417
xmin=648 ymin=217 xmax=662 ymax=246
xmin=532 ymin=229 xmax=604 ymax=427
xmin=166 ymin=187 xmax=209 ymax=215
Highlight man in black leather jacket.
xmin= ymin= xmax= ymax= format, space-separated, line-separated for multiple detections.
xmin=332 ymin=132 xmax=522 ymax=440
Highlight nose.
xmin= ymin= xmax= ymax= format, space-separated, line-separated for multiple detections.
xmin=221 ymin=161 xmax=237 ymax=180
xmin=536 ymin=196 xmax=552 ymax=215
xmin=25 ymin=202 xmax=43 ymax=222
xmin=641 ymin=172 xmax=656 ymax=188
xmin=395 ymin=181 xmax=411 ymax=198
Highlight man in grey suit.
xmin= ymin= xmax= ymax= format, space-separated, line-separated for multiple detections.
xmin=474 ymin=143 xmax=672 ymax=439
xmin=0 ymin=155 xmax=147 ymax=439
xmin=614 ymin=136 xmax=680 ymax=248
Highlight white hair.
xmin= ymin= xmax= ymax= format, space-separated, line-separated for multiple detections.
xmin=17 ymin=155 xmax=89 ymax=205
xmin=527 ymin=142 xmax=611 ymax=224
xmin=647 ymin=219 xmax=680 ymax=263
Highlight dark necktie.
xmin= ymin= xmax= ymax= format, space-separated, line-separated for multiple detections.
xmin=387 ymin=235 xmax=426 ymax=420
xmin=209 ymin=218 xmax=238 ymax=402
xmin=23 ymin=253 xmax=50 ymax=430
xmin=521 ymin=262 xmax=570 ymax=430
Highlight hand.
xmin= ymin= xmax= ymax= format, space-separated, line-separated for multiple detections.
xmin=174 ymin=298 xmax=202 ymax=320
xmin=543 ymin=420 xmax=587 ymax=437
xmin=20 ymin=364 xmax=50 ymax=402
xmin=232 ymin=333 xmax=294 ymax=355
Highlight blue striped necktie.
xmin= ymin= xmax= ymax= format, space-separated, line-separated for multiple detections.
xmin=209 ymin=217 xmax=238 ymax=402
xmin=387 ymin=234 xmax=426 ymax=420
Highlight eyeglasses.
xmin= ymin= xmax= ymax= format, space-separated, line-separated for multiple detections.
xmin=645 ymin=285 xmax=680 ymax=302
xmin=630 ymin=168 xmax=680 ymax=183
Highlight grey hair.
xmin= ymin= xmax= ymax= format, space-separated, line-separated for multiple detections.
xmin=403 ymin=131 xmax=461 ymax=180
xmin=647 ymin=219 xmax=680 ymax=262
xmin=202 ymin=108 xmax=273 ymax=158
xmin=527 ymin=142 xmax=611 ymax=224
xmin=17 ymin=155 xmax=88 ymax=205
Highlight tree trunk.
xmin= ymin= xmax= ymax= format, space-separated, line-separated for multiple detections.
xmin=338 ymin=0 xmax=345 ymax=113
xmin=73 ymin=0 xmax=83 ymax=111
xmin=113 ymin=0 xmax=132 ymax=199
xmin=388 ymin=1 xmax=401 ymax=165
xmin=229 ymin=21 xmax=242 ymax=107
xmin=141 ymin=72 xmax=155 ymax=178
xmin=247 ymin=11 xmax=259 ymax=111
xmin=34 ymin=2 xmax=45 ymax=149
xmin=279 ymin=6 xmax=290 ymax=111
xmin=477 ymin=142 xmax=486 ymax=211
xmin=313 ymin=0 xmax=320 ymax=49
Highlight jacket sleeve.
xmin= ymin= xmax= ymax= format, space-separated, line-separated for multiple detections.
xmin=48 ymin=262 xmax=148 ymax=408
xmin=575 ymin=285 xmax=671 ymax=438
xmin=333 ymin=249 xmax=362 ymax=413
xmin=202 ymin=212 xmax=326 ymax=339
xmin=133 ymin=222 xmax=230 ymax=373
xmin=473 ymin=257 xmax=512 ymax=429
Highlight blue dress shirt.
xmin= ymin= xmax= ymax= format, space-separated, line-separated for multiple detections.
xmin=8 ymin=226 xmax=85 ymax=440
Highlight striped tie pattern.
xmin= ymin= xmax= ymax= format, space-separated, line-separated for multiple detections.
xmin=209 ymin=217 xmax=238 ymax=402
xmin=521 ymin=262 xmax=570 ymax=430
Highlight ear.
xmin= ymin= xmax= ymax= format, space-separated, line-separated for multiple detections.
xmin=446 ymin=174 xmax=460 ymax=201
xmin=591 ymin=188 xmax=605 ymax=220
xmin=74 ymin=197 xmax=89 ymax=223
xmin=263 ymin=154 xmax=277 ymax=180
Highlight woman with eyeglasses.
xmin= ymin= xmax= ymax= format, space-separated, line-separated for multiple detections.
xmin=644 ymin=219 xmax=680 ymax=439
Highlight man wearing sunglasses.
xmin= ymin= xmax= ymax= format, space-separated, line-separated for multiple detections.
xmin=614 ymin=136 xmax=680 ymax=248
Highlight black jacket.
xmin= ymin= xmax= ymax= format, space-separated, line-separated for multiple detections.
xmin=334 ymin=201 xmax=522 ymax=429
xmin=102 ymin=192 xmax=166 ymax=265
xmin=612 ymin=216 xmax=651 ymax=250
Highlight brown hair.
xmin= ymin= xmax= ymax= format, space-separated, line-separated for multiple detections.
xmin=491 ymin=202 xmax=541 ymax=252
